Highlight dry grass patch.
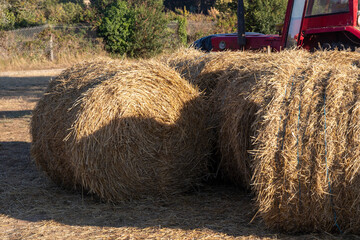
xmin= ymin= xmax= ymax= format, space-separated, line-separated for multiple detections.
xmin=0 ymin=53 xmax=110 ymax=72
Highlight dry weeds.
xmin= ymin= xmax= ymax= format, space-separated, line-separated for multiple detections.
xmin=0 ymin=53 xmax=110 ymax=72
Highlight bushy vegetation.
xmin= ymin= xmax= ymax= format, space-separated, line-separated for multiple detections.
xmin=98 ymin=0 xmax=168 ymax=58
xmin=0 ymin=0 xmax=95 ymax=30
xmin=215 ymin=0 xmax=287 ymax=34
xmin=0 ymin=2 xmax=16 ymax=30
xmin=0 ymin=25 xmax=105 ymax=70
xmin=98 ymin=0 xmax=134 ymax=55
xmin=177 ymin=15 xmax=187 ymax=46
xmin=0 ymin=0 xmax=288 ymax=66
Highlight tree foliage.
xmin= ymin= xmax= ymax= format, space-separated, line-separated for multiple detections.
xmin=98 ymin=0 xmax=168 ymax=58
xmin=177 ymin=15 xmax=187 ymax=46
xmin=0 ymin=2 xmax=16 ymax=30
xmin=130 ymin=0 xmax=168 ymax=57
xmin=89 ymin=0 xmax=113 ymax=12
xmin=98 ymin=0 xmax=134 ymax=54
xmin=0 ymin=0 xmax=93 ymax=30
xmin=215 ymin=0 xmax=287 ymax=34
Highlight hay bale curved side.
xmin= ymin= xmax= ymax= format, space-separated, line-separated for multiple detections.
xmin=30 ymin=60 xmax=123 ymax=188
xmin=68 ymin=60 xmax=212 ymax=202
xmin=251 ymin=51 xmax=360 ymax=233
xmin=208 ymin=51 xmax=308 ymax=188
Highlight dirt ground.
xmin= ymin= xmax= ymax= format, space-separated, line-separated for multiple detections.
xmin=0 ymin=69 xmax=355 ymax=240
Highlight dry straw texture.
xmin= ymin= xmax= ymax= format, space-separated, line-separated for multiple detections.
xmin=31 ymin=59 xmax=118 ymax=189
xmin=162 ymin=49 xmax=267 ymax=184
xmin=31 ymin=59 xmax=212 ymax=202
xmin=251 ymin=51 xmax=360 ymax=233
xmin=209 ymin=51 xmax=309 ymax=189
xmin=160 ymin=47 xmax=208 ymax=82
xmin=160 ymin=47 xmax=222 ymax=94
xmin=162 ymin=48 xmax=310 ymax=188
xmin=161 ymin=48 xmax=254 ymax=94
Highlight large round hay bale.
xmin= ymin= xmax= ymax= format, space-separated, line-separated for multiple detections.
xmin=31 ymin=59 xmax=118 ymax=188
xmin=32 ymin=59 xmax=212 ymax=202
xmin=251 ymin=51 xmax=360 ymax=233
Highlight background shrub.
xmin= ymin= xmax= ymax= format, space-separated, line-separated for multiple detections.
xmin=12 ymin=1 xmax=46 ymax=27
xmin=214 ymin=0 xmax=287 ymax=34
xmin=98 ymin=0 xmax=168 ymax=58
xmin=98 ymin=0 xmax=135 ymax=55
xmin=177 ymin=15 xmax=187 ymax=46
xmin=130 ymin=0 xmax=168 ymax=57
xmin=0 ymin=4 xmax=16 ymax=30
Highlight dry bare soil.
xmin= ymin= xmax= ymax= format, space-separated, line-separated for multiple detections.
xmin=0 ymin=69 xmax=354 ymax=239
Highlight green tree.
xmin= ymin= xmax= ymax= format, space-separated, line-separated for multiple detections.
xmin=98 ymin=0 xmax=135 ymax=54
xmin=215 ymin=0 xmax=287 ymax=34
xmin=46 ymin=3 xmax=66 ymax=23
xmin=98 ymin=0 xmax=168 ymax=58
xmin=129 ymin=0 xmax=168 ymax=57
xmin=9 ymin=0 xmax=46 ymax=27
xmin=247 ymin=0 xmax=287 ymax=34
xmin=0 ymin=2 xmax=15 ymax=30
xmin=177 ymin=15 xmax=187 ymax=46
xmin=90 ymin=0 xmax=114 ymax=12
xmin=62 ymin=2 xmax=83 ymax=23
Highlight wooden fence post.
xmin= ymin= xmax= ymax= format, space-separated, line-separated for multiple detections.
xmin=49 ymin=33 xmax=54 ymax=61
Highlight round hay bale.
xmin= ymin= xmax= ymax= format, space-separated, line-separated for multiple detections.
xmin=203 ymin=50 xmax=308 ymax=188
xmin=31 ymin=59 xmax=120 ymax=189
xmin=63 ymin=60 xmax=212 ymax=202
xmin=251 ymin=51 xmax=360 ymax=233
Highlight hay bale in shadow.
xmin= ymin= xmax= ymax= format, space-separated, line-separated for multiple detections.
xmin=32 ymin=59 xmax=212 ymax=202
xmin=163 ymin=50 xmax=267 ymax=182
xmin=251 ymin=51 xmax=360 ymax=233
xmin=31 ymin=59 xmax=121 ymax=189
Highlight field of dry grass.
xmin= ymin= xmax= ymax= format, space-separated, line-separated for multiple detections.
xmin=0 ymin=68 xmax=356 ymax=239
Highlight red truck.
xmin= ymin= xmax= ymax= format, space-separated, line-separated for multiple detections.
xmin=194 ymin=0 xmax=360 ymax=51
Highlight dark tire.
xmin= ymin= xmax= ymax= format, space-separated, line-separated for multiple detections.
xmin=319 ymin=42 xmax=355 ymax=51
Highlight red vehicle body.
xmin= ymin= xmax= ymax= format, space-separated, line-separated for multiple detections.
xmin=195 ymin=0 xmax=360 ymax=51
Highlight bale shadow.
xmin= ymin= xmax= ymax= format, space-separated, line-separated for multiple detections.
xmin=0 ymin=92 xmax=275 ymax=239
xmin=0 ymin=76 xmax=52 ymax=99
xmin=0 ymin=140 xmax=274 ymax=238
xmin=0 ymin=100 xmax=346 ymax=239
xmin=0 ymin=110 xmax=32 ymax=119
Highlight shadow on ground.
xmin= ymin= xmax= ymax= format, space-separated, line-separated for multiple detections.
xmin=0 ymin=140 xmax=276 ymax=238
xmin=0 ymin=76 xmax=52 ymax=99
xmin=0 ymin=110 xmax=32 ymax=118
